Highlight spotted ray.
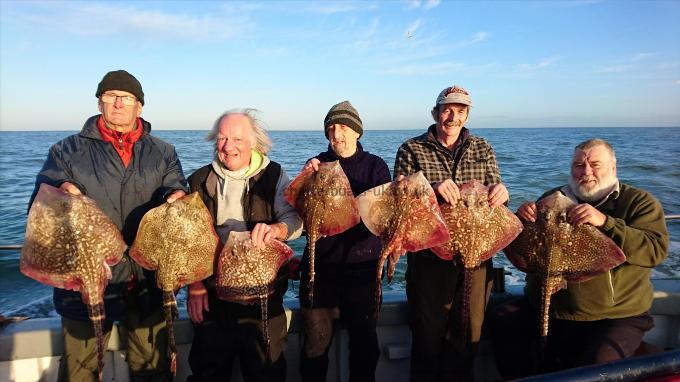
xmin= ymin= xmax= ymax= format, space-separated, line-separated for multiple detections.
xmin=20 ymin=183 xmax=126 ymax=381
xmin=129 ymin=192 xmax=219 ymax=375
xmin=284 ymin=160 xmax=360 ymax=305
xmin=356 ymin=172 xmax=450 ymax=315
xmin=215 ymin=231 xmax=293 ymax=362
xmin=504 ymin=191 xmax=626 ymax=350
xmin=431 ymin=180 xmax=523 ymax=340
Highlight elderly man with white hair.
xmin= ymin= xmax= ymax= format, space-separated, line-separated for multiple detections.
xmin=491 ymin=138 xmax=669 ymax=378
xmin=186 ymin=109 xmax=303 ymax=382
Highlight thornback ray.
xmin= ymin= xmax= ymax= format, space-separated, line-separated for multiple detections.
xmin=356 ymin=171 xmax=449 ymax=316
xmin=215 ymin=231 xmax=294 ymax=362
xmin=20 ymin=183 xmax=127 ymax=381
xmin=284 ymin=160 xmax=360 ymax=306
xmin=504 ymin=191 xmax=626 ymax=353
xmin=129 ymin=192 xmax=219 ymax=375
xmin=431 ymin=180 xmax=523 ymax=340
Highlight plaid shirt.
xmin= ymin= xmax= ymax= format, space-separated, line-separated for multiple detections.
xmin=394 ymin=125 xmax=503 ymax=186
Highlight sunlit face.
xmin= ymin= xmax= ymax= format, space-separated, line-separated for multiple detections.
xmin=97 ymin=90 xmax=142 ymax=132
xmin=327 ymin=123 xmax=360 ymax=158
xmin=569 ymin=145 xmax=618 ymax=202
xmin=216 ymin=114 xmax=255 ymax=171
xmin=435 ymin=103 xmax=469 ymax=140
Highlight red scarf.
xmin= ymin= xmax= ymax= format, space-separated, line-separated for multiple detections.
xmin=97 ymin=116 xmax=143 ymax=168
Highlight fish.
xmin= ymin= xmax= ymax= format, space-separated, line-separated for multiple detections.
xmin=20 ymin=183 xmax=127 ymax=381
xmin=504 ymin=191 xmax=626 ymax=350
xmin=356 ymin=171 xmax=450 ymax=315
xmin=431 ymin=180 xmax=523 ymax=340
xmin=129 ymin=192 xmax=219 ymax=375
xmin=284 ymin=160 xmax=360 ymax=305
xmin=215 ymin=231 xmax=293 ymax=361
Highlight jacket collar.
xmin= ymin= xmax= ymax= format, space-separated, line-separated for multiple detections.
xmin=79 ymin=114 xmax=151 ymax=141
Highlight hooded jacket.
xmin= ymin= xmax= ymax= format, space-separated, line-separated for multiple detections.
xmin=188 ymin=154 xmax=302 ymax=320
xmin=30 ymin=115 xmax=188 ymax=321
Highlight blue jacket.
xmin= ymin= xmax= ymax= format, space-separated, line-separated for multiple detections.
xmin=30 ymin=115 xmax=188 ymax=321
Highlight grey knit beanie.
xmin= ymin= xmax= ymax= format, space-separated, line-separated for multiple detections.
xmin=324 ymin=100 xmax=363 ymax=138
xmin=95 ymin=70 xmax=145 ymax=105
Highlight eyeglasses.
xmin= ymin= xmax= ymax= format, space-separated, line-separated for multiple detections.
xmin=100 ymin=93 xmax=137 ymax=106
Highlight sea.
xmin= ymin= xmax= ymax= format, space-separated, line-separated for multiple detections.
xmin=1 ymin=127 xmax=678 ymax=319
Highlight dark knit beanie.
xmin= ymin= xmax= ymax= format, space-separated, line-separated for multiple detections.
xmin=95 ymin=70 xmax=145 ymax=105
xmin=324 ymin=100 xmax=363 ymax=138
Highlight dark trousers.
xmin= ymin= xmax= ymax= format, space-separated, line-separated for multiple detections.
xmin=187 ymin=309 xmax=288 ymax=382
xmin=57 ymin=294 xmax=170 ymax=382
xmin=406 ymin=253 xmax=493 ymax=382
xmin=489 ymin=295 xmax=655 ymax=379
xmin=299 ymin=280 xmax=380 ymax=382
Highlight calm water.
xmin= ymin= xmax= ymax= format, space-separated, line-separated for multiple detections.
xmin=1 ymin=127 xmax=678 ymax=318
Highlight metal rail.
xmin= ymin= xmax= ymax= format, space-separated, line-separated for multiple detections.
xmin=516 ymin=349 xmax=680 ymax=382
xmin=2 ymin=215 xmax=679 ymax=252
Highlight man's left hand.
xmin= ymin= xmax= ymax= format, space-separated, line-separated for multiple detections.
xmin=251 ymin=223 xmax=280 ymax=248
xmin=166 ymin=190 xmax=186 ymax=203
xmin=488 ymin=183 xmax=509 ymax=208
xmin=568 ymin=203 xmax=607 ymax=227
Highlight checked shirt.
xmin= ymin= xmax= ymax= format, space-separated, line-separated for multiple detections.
xmin=394 ymin=124 xmax=502 ymax=186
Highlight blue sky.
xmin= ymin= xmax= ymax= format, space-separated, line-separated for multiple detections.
xmin=1 ymin=0 xmax=679 ymax=131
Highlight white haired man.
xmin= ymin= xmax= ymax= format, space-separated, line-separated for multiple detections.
xmin=491 ymin=138 xmax=669 ymax=378
xmin=186 ymin=109 xmax=303 ymax=382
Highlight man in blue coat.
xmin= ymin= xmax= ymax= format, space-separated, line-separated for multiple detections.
xmin=30 ymin=70 xmax=188 ymax=382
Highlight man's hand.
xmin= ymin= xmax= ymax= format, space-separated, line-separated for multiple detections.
xmin=488 ymin=183 xmax=509 ymax=208
xmin=251 ymin=223 xmax=281 ymax=248
xmin=166 ymin=190 xmax=186 ymax=203
xmin=433 ymin=179 xmax=460 ymax=205
xmin=568 ymin=203 xmax=607 ymax=227
xmin=59 ymin=182 xmax=82 ymax=196
xmin=187 ymin=282 xmax=209 ymax=324
xmin=516 ymin=202 xmax=537 ymax=222
xmin=303 ymin=158 xmax=320 ymax=172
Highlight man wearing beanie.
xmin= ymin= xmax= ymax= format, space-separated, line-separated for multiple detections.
xmin=297 ymin=100 xmax=390 ymax=382
xmin=29 ymin=69 xmax=188 ymax=381
xmin=394 ymin=85 xmax=509 ymax=381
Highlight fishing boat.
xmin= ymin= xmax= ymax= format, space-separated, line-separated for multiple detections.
xmin=1 ymin=217 xmax=679 ymax=382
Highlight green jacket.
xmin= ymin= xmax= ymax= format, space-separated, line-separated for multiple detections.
xmin=526 ymin=182 xmax=669 ymax=321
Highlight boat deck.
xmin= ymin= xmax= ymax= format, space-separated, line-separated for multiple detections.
xmin=1 ymin=280 xmax=679 ymax=382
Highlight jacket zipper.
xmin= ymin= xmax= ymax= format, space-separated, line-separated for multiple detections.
xmin=607 ymin=270 xmax=615 ymax=304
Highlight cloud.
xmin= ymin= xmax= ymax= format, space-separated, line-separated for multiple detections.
xmin=597 ymin=64 xmax=634 ymax=73
xmin=297 ymin=1 xmax=379 ymax=14
xmin=405 ymin=18 xmax=424 ymax=37
xmin=675 ymin=80 xmax=680 ymax=86
xmin=384 ymin=61 xmax=496 ymax=76
xmin=629 ymin=52 xmax=655 ymax=62
xmin=425 ymin=0 xmax=442 ymax=9
xmin=457 ymin=31 xmax=489 ymax=47
xmin=518 ymin=56 xmax=560 ymax=70
xmin=405 ymin=0 xmax=440 ymax=10
xmin=12 ymin=2 xmax=251 ymax=41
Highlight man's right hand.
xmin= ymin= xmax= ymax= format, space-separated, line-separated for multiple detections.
xmin=59 ymin=182 xmax=82 ymax=196
xmin=516 ymin=202 xmax=537 ymax=222
xmin=303 ymin=158 xmax=320 ymax=172
xmin=433 ymin=179 xmax=460 ymax=205
xmin=187 ymin=282 xmax=209 ymax=324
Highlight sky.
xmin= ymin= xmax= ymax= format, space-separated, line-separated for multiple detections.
xmin=1 ymin=0 xmax=679 ymax=131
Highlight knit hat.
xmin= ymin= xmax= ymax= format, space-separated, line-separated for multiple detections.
xmin=95 ymin=70 xmax=145 ymax=105
xmin=324 ymin=100 xmax=363 ymax=138
xmin=435 ymin=85 xmax=472 ymax=107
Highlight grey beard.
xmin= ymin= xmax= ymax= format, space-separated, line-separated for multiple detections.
xmin=568 ymin=175 xmax=618 ymax=203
